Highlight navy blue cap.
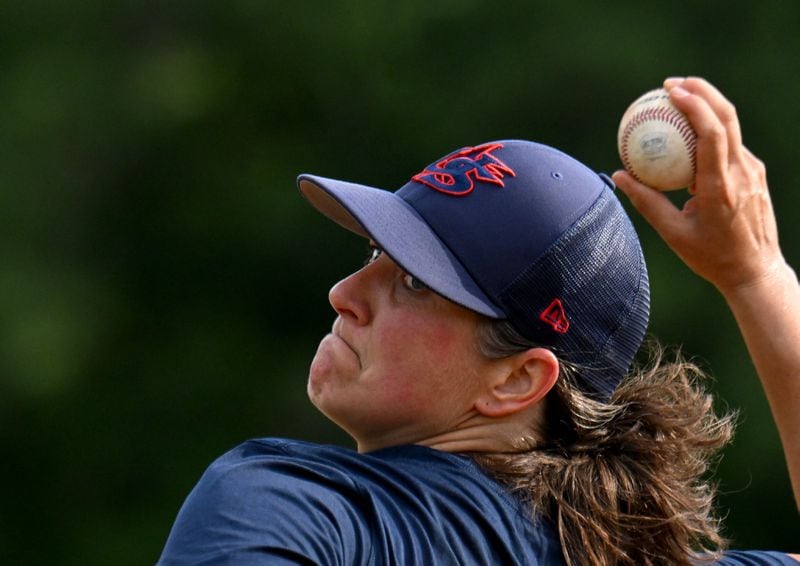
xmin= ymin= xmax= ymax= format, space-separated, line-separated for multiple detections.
xmin=297 ymin=140 xmax=649 ymax=399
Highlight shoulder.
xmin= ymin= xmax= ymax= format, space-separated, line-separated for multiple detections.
xmin=204 ymin=437 xmax=366 ymax=486
xmin=158 ymin=439 xmax=375 ymax=565
xmin=184 ymin=437 xmax=379 ymax=512
xmin=182 ymin=438 xmax=370 ymax=511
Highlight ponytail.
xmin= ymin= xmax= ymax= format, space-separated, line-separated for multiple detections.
xmin=473 ymin=321 xmax=735 ymax=565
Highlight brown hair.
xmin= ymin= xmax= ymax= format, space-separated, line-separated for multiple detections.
xmin=471 ymin=319 xmax=736 ymax=566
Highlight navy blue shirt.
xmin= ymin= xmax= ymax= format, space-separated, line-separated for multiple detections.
xmin=158 ymin=439 xmax=796 ymax=565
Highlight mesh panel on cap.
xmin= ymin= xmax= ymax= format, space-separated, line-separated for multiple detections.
xmin=497 ymin=189 xmax=650 ymax=399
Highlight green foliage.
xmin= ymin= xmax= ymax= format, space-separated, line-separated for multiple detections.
xmin=1 ymin=1 xmax=798 ymax=562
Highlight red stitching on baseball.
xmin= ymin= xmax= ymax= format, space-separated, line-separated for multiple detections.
xmin=620 ymin=106 xmax=696 ymax=183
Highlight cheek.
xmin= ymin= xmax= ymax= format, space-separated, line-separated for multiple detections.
xmin=374 ymin=319 xmax=475 ymax=398
xmin=377 ymin=320 xmax=459 ymax=367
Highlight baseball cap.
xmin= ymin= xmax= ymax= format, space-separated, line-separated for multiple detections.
xmin=297 ymin=140 xmax=649 ymax=400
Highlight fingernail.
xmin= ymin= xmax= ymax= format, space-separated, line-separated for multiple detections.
xmin=670 ymin=85 xmax=690 ymax=98
xmin=664 ymin=76 xmax=685 ymax=88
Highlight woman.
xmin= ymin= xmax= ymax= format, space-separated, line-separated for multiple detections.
xmin=159 ymin=78 xmax=798 ymax=564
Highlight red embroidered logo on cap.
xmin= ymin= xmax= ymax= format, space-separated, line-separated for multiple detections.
xmin=540 ymin=299 xmax=569 ymax=334
xmin=412 ymin=142 xmax=515 ymax=196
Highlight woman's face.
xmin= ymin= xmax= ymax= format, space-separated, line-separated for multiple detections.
xmin=307 ymin=247 xmax=500 ymax=452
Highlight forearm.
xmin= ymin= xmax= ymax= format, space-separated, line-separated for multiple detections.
xmin=719 ymin=260 xmax=800 ymax=511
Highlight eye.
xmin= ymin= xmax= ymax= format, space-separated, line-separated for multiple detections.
xmin=364 ymin=246 xmax=383 ymax=266
xmin=402 ymin=273 xmax=428 ymax=291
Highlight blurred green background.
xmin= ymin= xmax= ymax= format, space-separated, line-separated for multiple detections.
xmin=1 ymin=1 xmax=798 ymax=563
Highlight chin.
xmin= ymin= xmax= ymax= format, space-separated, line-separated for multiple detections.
xmin=306 ymin=367 xmax=329 ymax=405
xmin=307 ymin=390 xmax=352 ymax=435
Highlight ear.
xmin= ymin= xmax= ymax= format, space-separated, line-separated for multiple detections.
xmin=475 ymin=348 xmax=559 ymax=418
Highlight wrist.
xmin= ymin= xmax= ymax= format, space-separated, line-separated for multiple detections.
xmin=717 ymin=257 xmax=796 ymax=303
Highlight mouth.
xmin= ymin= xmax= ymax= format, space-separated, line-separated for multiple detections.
xmin=332 ymin=320 xmax=361 ymax=367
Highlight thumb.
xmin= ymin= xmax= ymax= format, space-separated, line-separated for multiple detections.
xmin=612 ymin=169 xmax=683 ymax=241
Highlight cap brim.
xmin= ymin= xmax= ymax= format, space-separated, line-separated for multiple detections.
xmin=298 ymin=174 xmax=504 ymax=318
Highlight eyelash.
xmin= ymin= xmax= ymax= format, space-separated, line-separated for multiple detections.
xmin=364 ymin=245 xmax=428 ymax=291
xmin=364 ymin=246 xmax=382 ymax=266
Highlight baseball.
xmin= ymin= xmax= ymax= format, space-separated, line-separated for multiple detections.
xmin=617 ymin=88 xmax=697 ymax=191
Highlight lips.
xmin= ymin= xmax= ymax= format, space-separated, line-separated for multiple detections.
xmin=332 ymin=319 xmax=361 ymax=366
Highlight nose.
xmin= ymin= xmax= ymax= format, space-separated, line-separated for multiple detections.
xmin=328 ymin=265 xmax=373 ymax=325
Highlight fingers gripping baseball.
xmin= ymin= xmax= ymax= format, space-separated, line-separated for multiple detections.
xmin=616 ymin=77 xmax=784 ymax=292
xmin=667 ymin=77 xmax=743 ymax=157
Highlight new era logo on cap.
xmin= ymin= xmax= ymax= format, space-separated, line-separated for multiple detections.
xmin=540 ymin=298 xmax=569 ymax=334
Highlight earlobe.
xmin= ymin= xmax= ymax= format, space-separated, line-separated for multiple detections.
xmin=476 ymin=348 xmax=559 ymax=418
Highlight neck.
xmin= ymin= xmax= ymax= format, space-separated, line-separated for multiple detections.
xmin=355 ymin=404 xmax=545 ymax=454
xmin=354 ymin=411 xmax=540 ymax=454
xmin=417 ymin=416 xmax=539 ymax=454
